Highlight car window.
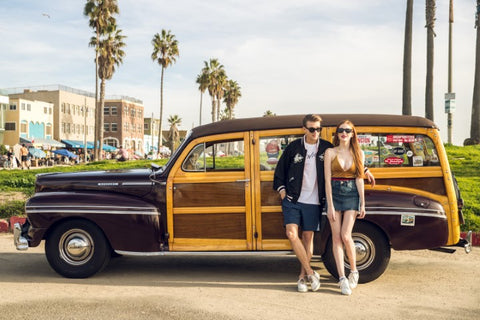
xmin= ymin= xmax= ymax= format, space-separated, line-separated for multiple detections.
xmin=357 ymin=133 xmax=440 ymax=167
xmin=259 ymin=135 xmax=303 ymax=171
xmin=182 ymin=139 xmax=245 ymax=172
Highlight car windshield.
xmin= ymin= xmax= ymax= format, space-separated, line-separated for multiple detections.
xmin=161 ymin=130 xmax=192 ymax=171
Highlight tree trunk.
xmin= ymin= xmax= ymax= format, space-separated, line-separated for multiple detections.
xmin=216 ymin=98 xmax=221 ymax=121
xmin=157 ymin=66 xmax=165 ymax=153
xmin=199 ymin=92 xmax=203 ymax=126
xmin=94 ymin=30 xmax=100 ymax=161
xmin=211 ymin=97 xmax=216 ymax=123
xmin=98 ymin=79 xmax=106 ymax=160
xmin=471 ymin=2 xmax=480 ymax=143
xmin=402 ymin=0 xmax=413 ymax=115
xmin=425 ymin=0 xmax=436 ymax=121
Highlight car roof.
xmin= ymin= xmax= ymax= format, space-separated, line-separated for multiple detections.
xmin=189 ymin=114 xmax=438 ymax=139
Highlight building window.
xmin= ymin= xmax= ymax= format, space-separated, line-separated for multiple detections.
xmin=20 ymin=122 xmax=27 ymax=133
xmin=9 ymin=104 xmax=16 ymax=110
xmin=104 ymin=107 xmax=110 ymax=115
xmin=61 ymin=103 xmax=65 ymax=113
xmin=124 ymin=106 xmax=128 ymax=116
xmin=67 ymin=104 xmax=70 ymax=114
xmin=130 ymin=109 xmax=135 ymax=117
xmin=5 ymin=122 xmax=16 ymax=130
xmin=144 ymin=123 xmax=149 ymax=130
xmin=138 ymin=110 xmax=143 ymax=118
xmin=49 ymin=107 xmax=52 ymax=115
xmin=46 ymin=124 xmax=52 ymax=135
xmin=66 ymin=123 xmax=71 ymax=133
xmin=104 ymin=123 xmax=110 ymax=132
xmin=27 ymin=104 xmax=31 ymax=111
xmin=21 ymin=103 xmax=25 ymax=110
xmin=61 ymin=123 xmax=65 ymax=133
xmin=111 ymin=123 xmax=118 ymax=132
xmin=44 ymin=107 xmax=47 ymax=114
xmin=138 ymin=124 xmax=142 ymax=132
xmin=111 ymin=106 xmax=118 ymax=115
xmin=76 ymin=124 xmax=80 ymax=134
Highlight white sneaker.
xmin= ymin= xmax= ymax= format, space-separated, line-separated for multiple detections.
xmin=348 ymin=271 xmax=359 ymax=289
xmin=308 ymin=272 xmax=321 ymax=292
xmin=297 ymin=278 xmax=308 ymax=293
xmin=339 ymin=277 xmax=352 ymax=295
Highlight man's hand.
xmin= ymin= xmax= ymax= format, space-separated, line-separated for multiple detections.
xmin=279 ymin=189 xmax=286 ymax=200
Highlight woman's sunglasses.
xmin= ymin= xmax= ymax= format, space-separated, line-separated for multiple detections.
xmin=337 ymin=128 xmax=353 ymax=133
xmin=306 ymin=127 xmax=322 ymax=133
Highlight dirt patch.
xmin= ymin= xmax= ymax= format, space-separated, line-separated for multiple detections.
xmin=0 ymin=192 xmax=27 ymax=204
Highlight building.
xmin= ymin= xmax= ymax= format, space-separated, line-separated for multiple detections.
xmin=104 ymin=96 xmax=144 ymax=154
xmin=7 ymin=85 xmax=96 ymax=148
xmin=0 ymin=90 xmax=8 ymax=145
xmin=2 ymin=97 xmax=60 ymax=149
xmin=143 ymin=117 xmax=161 ymax=153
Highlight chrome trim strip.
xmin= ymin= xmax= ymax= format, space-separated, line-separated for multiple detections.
xmin=26 ymin=209 xmax=159 ymax=216
xmin=322 ymin=210 xmax=446 ymax=219
xmin=26 ymin=205 xmax=156 ymax=210
xmin=122 ymin=182 xmax=154 ymax=186
xmin=367 ymin=206 xmax=443 ymax=214
xmin=114 ymin=250 xmax=294 ymax=256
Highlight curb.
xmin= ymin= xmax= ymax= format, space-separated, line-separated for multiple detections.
xmin=0 ymin=219 xmax=8 ymax=233
xmin=0 ymin=217 xmax=26 ymax=233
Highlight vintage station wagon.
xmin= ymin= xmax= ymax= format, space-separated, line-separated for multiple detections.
xmin=14 ymin=114 xmax=472 ymax=281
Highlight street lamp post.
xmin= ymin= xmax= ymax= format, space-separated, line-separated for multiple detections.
xmin=445 ymin=0 xmax=456 ymax=144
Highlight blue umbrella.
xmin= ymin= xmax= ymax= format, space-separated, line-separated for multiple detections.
xmin=53 ymin=149 xmax=78 ymax=158
xmin=28 ymin=148 xmax=46 ymax=158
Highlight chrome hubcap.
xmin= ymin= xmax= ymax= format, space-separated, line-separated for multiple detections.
xmin=345 ymin=232 xmax=375 ymax=271
xmin=59 ymin=229 xmax=94 ymax=266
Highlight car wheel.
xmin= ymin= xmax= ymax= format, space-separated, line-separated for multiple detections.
xmin=45 ymin=219 xmax=111 ymax=278
xmin=323 ymin=222 xmax=391 ymax=283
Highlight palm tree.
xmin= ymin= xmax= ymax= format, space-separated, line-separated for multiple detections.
xmin=202 ymin=59 xmax=226 ymax=122
xmin=97 ymin=27 xmax=126 ymax=156
xmin=167 ymin=114 xmax=182 ymax=152
xmin=402 ymin=0 xmax=413 ymax=115
xmin=263 ymin=110 xmax=276 ymax=117
xmin=468 ymin=0 xmax=480 ymax=145
xmin=223 ymin=80 xmax=242 ymax=119
xmin=425 ymin=0 xmax=436 ymax=121
xmin=196 ymin=71 xmax=208 ymax=125
xmin=84 ymin=0 xmax=119 ymax=160
xmin=151 ymin=30 xmax=179 ymax=153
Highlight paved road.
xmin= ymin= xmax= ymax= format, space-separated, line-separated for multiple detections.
xmin=0 ymin=234 xmax=478 ymax=320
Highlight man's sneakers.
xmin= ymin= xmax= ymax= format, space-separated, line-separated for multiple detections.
xmin=308 ymin=271 xmax=321 ymax=292
xmin=339 ymin=276 xmax=352 ymax=295
xmin=348 ymin=270 xmax=359 ymax=289
xmin=297 ymin=277 xmax=308 ymax=292
xmin=298 ymin=271 xmax=320 ymax=292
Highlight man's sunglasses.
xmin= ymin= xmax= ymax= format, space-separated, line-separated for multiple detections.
xmin=305 ymin=127 xmax=322 ymax=133
xmin=337 ymin=128 xmax=353 ymax=134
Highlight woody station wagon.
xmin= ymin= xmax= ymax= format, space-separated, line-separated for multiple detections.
xmin=14 ymin=114 xmax=472 ymax=281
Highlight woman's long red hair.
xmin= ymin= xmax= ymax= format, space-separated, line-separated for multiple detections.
xmin=333 ymin=120 xmax=364 ymax=178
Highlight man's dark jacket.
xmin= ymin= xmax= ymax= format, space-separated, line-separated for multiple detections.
xmin=273 ymin=137 xmax=333 ymax=204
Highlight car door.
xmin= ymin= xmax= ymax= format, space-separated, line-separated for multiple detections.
xmin=250 ymin=128 xmax=304 ymax=250
xmin=167 ymin=132 xmax=254 ymax=251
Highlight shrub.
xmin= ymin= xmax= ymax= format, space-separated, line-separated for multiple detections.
xmin=0 ymin=200 xmax=25 ymax=219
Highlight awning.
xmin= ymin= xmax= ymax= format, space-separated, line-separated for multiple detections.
xmin=61 ymin=139 xmax=91 ymax=149
xmin=20 ymin=137 xmax=65 ymax=148
xmin=61 ymin=140 xmax=117 ymax=151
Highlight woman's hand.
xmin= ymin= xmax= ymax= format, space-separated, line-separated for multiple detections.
xmin=358 ymin=205 xmax=366 ymax=219
xmin=327 ymin=206 xmax=336 ymax=222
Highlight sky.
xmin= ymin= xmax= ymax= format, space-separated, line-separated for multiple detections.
xmin=0 ymin=0 xmax=478 ymax=145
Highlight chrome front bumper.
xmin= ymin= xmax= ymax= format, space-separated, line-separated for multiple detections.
xmin=13 ymin=223 xmax=28 ymax=251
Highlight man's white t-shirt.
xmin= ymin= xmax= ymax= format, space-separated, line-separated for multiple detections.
xmin=298 ymin=138 xmax=319 ymax=205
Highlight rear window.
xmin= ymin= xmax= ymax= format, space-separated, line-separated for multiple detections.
xmin=357 ymin=133 xmax=440 ymax=168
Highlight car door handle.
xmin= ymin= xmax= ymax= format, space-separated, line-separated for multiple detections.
xmin=236 ymin=179 xmax=250 ymax=182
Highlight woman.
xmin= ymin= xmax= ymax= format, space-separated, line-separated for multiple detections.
xmin=324 ymin=120 xmax=366 ymax=295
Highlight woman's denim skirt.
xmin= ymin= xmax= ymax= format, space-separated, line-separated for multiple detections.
xmin=331 ymin=178 xmax=360 ymax=212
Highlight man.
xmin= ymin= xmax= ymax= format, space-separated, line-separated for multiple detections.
xmin=20 ymin=144 xmax=29 ymax=170
xmin=273 ymin=114 xmax=374 ymax=292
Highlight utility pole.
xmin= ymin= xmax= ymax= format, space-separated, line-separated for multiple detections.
xmin=445 ymin=0 xmax=456 ymax=144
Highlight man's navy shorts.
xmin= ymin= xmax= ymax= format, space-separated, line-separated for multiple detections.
xmin=282 ymin=198 xmax=321 ymax=231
